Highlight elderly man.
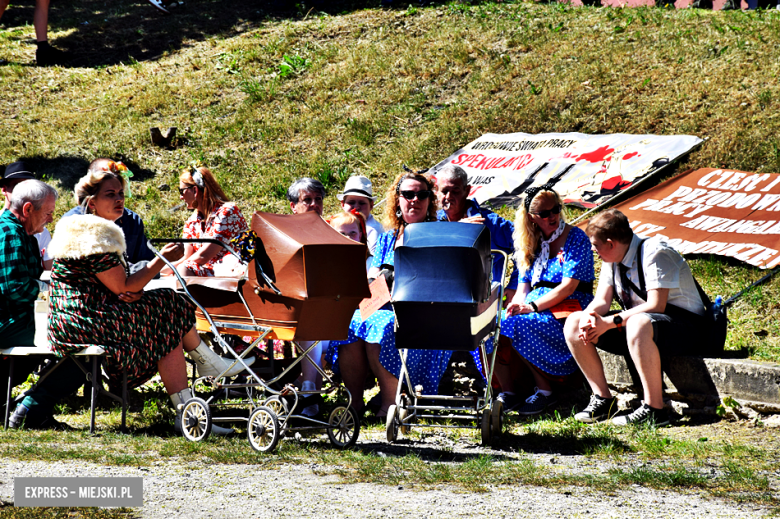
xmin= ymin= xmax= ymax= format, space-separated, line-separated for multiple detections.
xmin=564 ymin=209 xmax=710 ymax=426
xmin=0 ymin=180 xmax=83 ymax=429
xmin=1 ymin=161 xmax=53 ymax=269
xmin=436 ymin=164 xmax=518 ymax=299
xmin=287 ymin=178 xmax=326 ymax=216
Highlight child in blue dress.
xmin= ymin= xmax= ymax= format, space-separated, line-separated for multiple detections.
xmin=495 ymin=186 xmax=595 ymax=415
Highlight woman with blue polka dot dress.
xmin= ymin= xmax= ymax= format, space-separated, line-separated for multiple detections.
xmin=494 ymin=186 xmax=595 ymax=416
xmin=328 ymin=171 xmax=449 ymax=419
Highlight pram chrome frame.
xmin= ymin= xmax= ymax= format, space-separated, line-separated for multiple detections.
xmin=148 ymin=239 xmax=360 ymax=451
xmin=386 ymin=250 xmax=508 ymax=445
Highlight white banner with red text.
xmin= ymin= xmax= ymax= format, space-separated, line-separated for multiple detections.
xmin=429 ymin=132 xmax=703 ymax=209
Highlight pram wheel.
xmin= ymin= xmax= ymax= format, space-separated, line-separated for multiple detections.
xmin=327 ymin=406 xmax=359 ymax=449
xmin=480 ymin=408 xmax=493 ymax=445
xmin=491 ymin=400 xmax=503 ymax=436
xmin=386 ymin=404 xmax=398 ymax=443
xmin=262 ymin=395 xmax=290 ymax=435
xmin=181 ymin=397 xmax=212 ymax=442
xmin=247 ymin=406 xmax=280 ymax=453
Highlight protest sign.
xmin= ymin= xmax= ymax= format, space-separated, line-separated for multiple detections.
xmin=429 ymin=132 xmax=702 ymax=209
xmin=596 ymin=168 xmax=780 ymax=268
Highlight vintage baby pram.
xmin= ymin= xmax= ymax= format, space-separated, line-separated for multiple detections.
xmin=151 ymin=211 xmax=370 ymax=452
xmin=385 ymin=221 xmax=507 ymax=445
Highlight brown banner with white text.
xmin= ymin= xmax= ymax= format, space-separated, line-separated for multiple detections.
xmin=588 ymin=168 xmax=780 ymax=268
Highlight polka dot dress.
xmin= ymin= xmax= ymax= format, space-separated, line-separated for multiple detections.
xmin=328 ymin=230 xmax=454 ymax=393
xmin=499 ymin=226 xmax=595 ymax=376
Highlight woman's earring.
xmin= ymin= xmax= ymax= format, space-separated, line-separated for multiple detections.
xmin=396 ymin=208 xmax=402 ymax=218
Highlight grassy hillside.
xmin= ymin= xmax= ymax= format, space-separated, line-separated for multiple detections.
xmin=2 ymin=0 xmax=780 ymax=359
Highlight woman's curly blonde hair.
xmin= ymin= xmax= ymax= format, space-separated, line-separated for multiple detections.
xmin=383 ymin=171 xmax=438 ymax=230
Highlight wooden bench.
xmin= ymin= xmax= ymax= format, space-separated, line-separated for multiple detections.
xmin=1 ymin=312 xmax=128 ymax=434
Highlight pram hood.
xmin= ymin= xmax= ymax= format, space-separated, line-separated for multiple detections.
xmin=186 ymin=211 xmax=370 ymax=341
xmin=392 ymin=221 xmax=493 ymax=305
xmin=392 ymin=222 xmax=500 ymax=351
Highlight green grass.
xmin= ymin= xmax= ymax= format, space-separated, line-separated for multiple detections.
xmin=0 ymin=506 xmax=137 ymax=519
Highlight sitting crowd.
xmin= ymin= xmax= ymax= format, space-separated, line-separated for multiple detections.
xmin=0 ymin=158 xmax=715 ymax=432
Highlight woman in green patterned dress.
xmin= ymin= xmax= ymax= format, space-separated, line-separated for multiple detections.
xmin=45 ymin=168 xmax=248 ymax=434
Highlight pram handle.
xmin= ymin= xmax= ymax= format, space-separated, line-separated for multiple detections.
xmin=147 ymin=238 xmax=282 ymax=295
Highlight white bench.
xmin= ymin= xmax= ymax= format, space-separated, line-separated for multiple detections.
xmin=1 ymin=312 xmax=128 ymax=434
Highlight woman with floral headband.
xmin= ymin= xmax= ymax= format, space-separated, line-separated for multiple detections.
xmin=494 ymin=185 xmax=595 ymax=416
xmin=164 ymin=166 xmax=249 ymax=277
xmin=61 ymin=159 xmax=155 ymax=273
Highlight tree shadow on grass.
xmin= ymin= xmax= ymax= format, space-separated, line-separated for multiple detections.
xmin=1 ymin=0 xmax=444 ymax=68
xmin=14 ymin=155 xmax=159 ymax=191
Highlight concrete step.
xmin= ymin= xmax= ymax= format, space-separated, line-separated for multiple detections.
xmin=601 ymin=352 xmax=780 ymax=413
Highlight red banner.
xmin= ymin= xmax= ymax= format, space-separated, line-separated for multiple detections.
xmin=595 ymin=168 xmax=780 ymax=268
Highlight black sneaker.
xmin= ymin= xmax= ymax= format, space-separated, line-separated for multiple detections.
xmin=496 ymin=392 xmax=522 ymax=412
xmin=574 ymin=394 xmax=618 ymax=423
xmin=36 ymin=44 xmax=70 ymax=66
xmin=516 ymin=388 xmax=557 ymax=416
xmin=611 ymin=402 xmax=670 ymax=427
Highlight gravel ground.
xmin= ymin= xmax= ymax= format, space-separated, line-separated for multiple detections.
xmin=0 ymin=458 xmax=772 ymax=518
xmin=1 ymin=421 xmax=777 ymax=519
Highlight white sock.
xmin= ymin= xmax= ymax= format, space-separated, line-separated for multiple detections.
xmin=537 ymin=389 xmax=553 ymax=397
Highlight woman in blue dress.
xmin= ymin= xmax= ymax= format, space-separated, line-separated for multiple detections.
xmin=495 ymin=185 xmax=595 ymax=415
xmin=329 ymin=171 xmax=448 ymax=419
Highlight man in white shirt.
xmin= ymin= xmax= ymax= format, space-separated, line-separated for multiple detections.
xmin=564 ymin=209 xmax=708 ymax=426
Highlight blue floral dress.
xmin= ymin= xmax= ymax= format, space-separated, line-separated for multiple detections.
xmin=328 ymin=230 xmax=454 ymax=394
xmin=499 ymin=226 xmax=595 ymax=376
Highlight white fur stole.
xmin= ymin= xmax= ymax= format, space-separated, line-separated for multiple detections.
xmin=48 ymin=214 xmax=127 ymax=260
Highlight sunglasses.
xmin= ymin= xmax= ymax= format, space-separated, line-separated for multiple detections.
xmin=178 ymin=185 xmax=195 ymax=195
xmin=399 ymin=190 xmax=433 ymax=201
xmin=532 ymin=204 xmax=562 ymax=219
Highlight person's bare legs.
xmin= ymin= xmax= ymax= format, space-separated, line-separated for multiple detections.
xmin=493 ymin=336 xmax=516 ymax=393
xmin=521 ymin=358 xmax=552 ymax=392
xmin=338 ymin=340 xmax=369 ymax=413
xmin=624 ymin=314 xmax=664 ymax=408
xmin=564 ymin=312 xmax=612 ymax=399
xmin=33 ymin=0 xmax=49 ymax=43
xmin=159 ymin=343 xmax=188 ymax=394
xmin=182 ymin=326 xmax=200 ymax=352
xmin=365 ymin=343 xmax=398 ymax=416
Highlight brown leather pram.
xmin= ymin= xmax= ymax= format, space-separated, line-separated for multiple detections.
xmin=151 ymin=211 xmax=370 ymax=452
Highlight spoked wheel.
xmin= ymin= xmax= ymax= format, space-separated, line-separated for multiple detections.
xmin=181 ymin=397 xmax=212 ymax=442
xmin=491 ymin=400 xmax=503 ymax=437
xmin=263 ymin=395 xmax=290 ymax=437
xmin=480 ymin=408 xmax=492 ymax=446
xmin=247 ymin=406 xmax=280 ymax=453
xmin=386 ymin=404 xmax=398 ymax=443
xmin=327 ymin=406 xmax=360 ymax=449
